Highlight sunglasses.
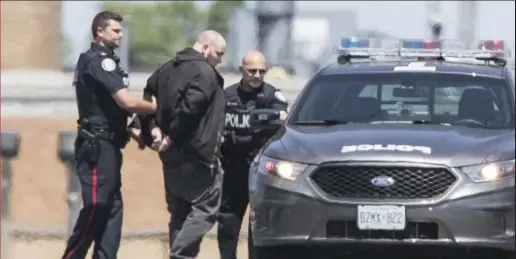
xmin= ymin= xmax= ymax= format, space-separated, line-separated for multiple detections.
xmin=244 ymin=68 xmax=267 ymax=75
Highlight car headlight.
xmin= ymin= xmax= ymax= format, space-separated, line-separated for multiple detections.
xmin=257 ymin=156 xmax=308 ymax=180
xmin=462 ymin=159 xmax=515 ymax=183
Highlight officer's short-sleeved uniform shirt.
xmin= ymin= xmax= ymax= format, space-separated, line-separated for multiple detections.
xmin=223 ymin=82 xmax=288 ymax=154
xmin=74 ymin=42 xmax=130 ymax=141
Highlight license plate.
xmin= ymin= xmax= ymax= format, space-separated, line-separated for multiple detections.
xmin=357 ymin=205 xmax=406 ymax=230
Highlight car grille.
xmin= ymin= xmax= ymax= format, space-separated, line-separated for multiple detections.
xmin=310 ymin=165 xmax=457 ymax=200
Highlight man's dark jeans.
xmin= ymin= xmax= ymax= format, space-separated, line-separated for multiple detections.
xmin=161 ymin=148 xmax=223 ymax=259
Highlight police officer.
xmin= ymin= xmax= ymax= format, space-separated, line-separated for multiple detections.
xmin=217 ymin=51 xmax=288 ymax=259
xmin=62 ymin=11 xmax=156 ymax=259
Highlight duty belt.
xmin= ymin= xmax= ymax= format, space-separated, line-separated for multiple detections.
xmin=77 ymin=118 xmax=118 ymax=144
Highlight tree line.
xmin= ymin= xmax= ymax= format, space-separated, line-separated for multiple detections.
xmin=104 ymin=1 xmax=244 ymax=70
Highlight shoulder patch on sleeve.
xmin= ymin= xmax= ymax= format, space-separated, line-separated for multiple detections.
xmin=101 ymin=58 xmax=116 ymax=72
xmin=274 ymin=91 xmax=287 ymax=102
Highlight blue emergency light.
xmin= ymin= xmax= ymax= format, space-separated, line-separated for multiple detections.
xmin=341 ymin=38 xmax=370 ymax=48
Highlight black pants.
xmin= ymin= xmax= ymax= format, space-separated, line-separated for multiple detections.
xmin=161 ymin=149 xmax=223 ymax=259
xmin=217 ymin=157 xmax=252 ymax=259
xmin=62 ymin=140 xmax=123 ymax=259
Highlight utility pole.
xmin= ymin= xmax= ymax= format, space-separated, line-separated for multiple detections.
xmin=255 ymin=1 xmax=296 ymax=74
xmin=427 ymin=1 xmax=443 ymax=42
xmin=457 ymin=1 xmax=477 ymax=47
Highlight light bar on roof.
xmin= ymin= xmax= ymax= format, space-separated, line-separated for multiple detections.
xmin=341 ymin=37 xmax=370 ymax=48
xmin=442 ymin=39 xmax=469 ymax=50
xmin=337 ymin=37 xmax=400 ymax=57
xmin=336 ymin=37 xmax=510 ymax=61
xmin=399 ymin=39 xmax=441 ymax=57
xmin=401 ymin=40 xmax=440 ymax=50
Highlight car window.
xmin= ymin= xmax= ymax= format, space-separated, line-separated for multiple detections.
xmin=291 ymin=72 xmax=514 ymax=129
xmin=359 ymin=84 xmax=431 ymax=118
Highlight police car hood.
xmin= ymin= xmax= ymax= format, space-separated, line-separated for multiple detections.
xmin=278 ymin=124 xmax=515 ymax=167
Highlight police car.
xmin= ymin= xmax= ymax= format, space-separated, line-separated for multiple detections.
xmin=247 ymin=37 xmax=515 ymax=259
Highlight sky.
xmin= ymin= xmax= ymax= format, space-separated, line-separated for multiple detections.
xmin=62 ymin=1 xmax=515 ymax=66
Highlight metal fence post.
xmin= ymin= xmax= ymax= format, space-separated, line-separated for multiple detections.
xmin=120 ymin=16 xmax=131 ymax=73
xmin=58 ymin=131 xmax=81 ymax=238
xmin=1 ymin=132 xmax=21 ymax=259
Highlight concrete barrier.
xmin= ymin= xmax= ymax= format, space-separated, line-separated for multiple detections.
xmin=0 ymin=70 xmax=307 ymax=118
xmin=1 ymin=132 xmax=21 ymax=259
xmin=58 ymin=131 xmax=81 ymax=238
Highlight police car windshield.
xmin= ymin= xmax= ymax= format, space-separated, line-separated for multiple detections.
xmin=291 ymin=73 xmax=515 ymax=129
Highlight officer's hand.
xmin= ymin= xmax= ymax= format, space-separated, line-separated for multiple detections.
xmin=127 ymin=114 xmax=138 ymax=127
xmin=150 ymin=127 xmax=163 ymax=151
xmin=158 ymin=136 xmax=173 ymax=152
xmin=151 ymin=96 xmax=158 ymax=111
xmin=129 ymin=128 xmax=141 ymax=140
xmin=279 ymin=111 xmax=288 ymax=120
xmin=145 ymin=96 xmax=157 ymax=113
xmin=128 ymin=128 xmax=146 ymax=150
xmin=220 ymin=135 xmax=225 ymax=144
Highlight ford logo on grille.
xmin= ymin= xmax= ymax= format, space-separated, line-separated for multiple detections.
xmin=371 ymin=176 xmax=395 ymax=187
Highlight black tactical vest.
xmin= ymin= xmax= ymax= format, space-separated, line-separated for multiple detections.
xmin=223 ymin=83 xmax=277 ymax=153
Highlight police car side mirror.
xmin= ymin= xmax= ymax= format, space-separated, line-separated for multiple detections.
xmin=249 ymin=109 xmax=282 ymax=131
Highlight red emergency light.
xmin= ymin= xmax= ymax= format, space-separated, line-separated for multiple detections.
xmin=423 ymin=41 xmax=440 ymax=49
xmin=478 ymin=40 xmax=505 ymax=51
xmin=402 ymin=40 xmax=440 ymax=50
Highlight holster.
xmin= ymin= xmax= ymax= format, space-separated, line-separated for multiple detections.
xmin=77 ymin=128 xmax=101 ymax=164
xmin=77 ymin=119 xmax=114 ymax=163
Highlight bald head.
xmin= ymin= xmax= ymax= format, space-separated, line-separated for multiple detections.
xmin=193 ymin=30 xmax=226 ymax=66
xmin=242 ymin=51 xmax=266 ymax=67
xmin=196 ymin=30 xmax=226 ymax=48
xmin=240 ymin=50 xmax=268 ymax=89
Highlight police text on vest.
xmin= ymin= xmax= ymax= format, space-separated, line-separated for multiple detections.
xmin=225 ymin=113 xmax=250 ymax=128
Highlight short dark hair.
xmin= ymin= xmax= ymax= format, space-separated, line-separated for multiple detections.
xmin=91 ymin=11 xmax=123 ymax=39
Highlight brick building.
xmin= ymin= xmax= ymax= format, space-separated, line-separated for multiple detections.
xmin=1 ymin=1 xmax=62 ymax=70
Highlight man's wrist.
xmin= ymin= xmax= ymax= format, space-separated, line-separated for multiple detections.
xmin=151 ymin=127 xmax=161 ymax=134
